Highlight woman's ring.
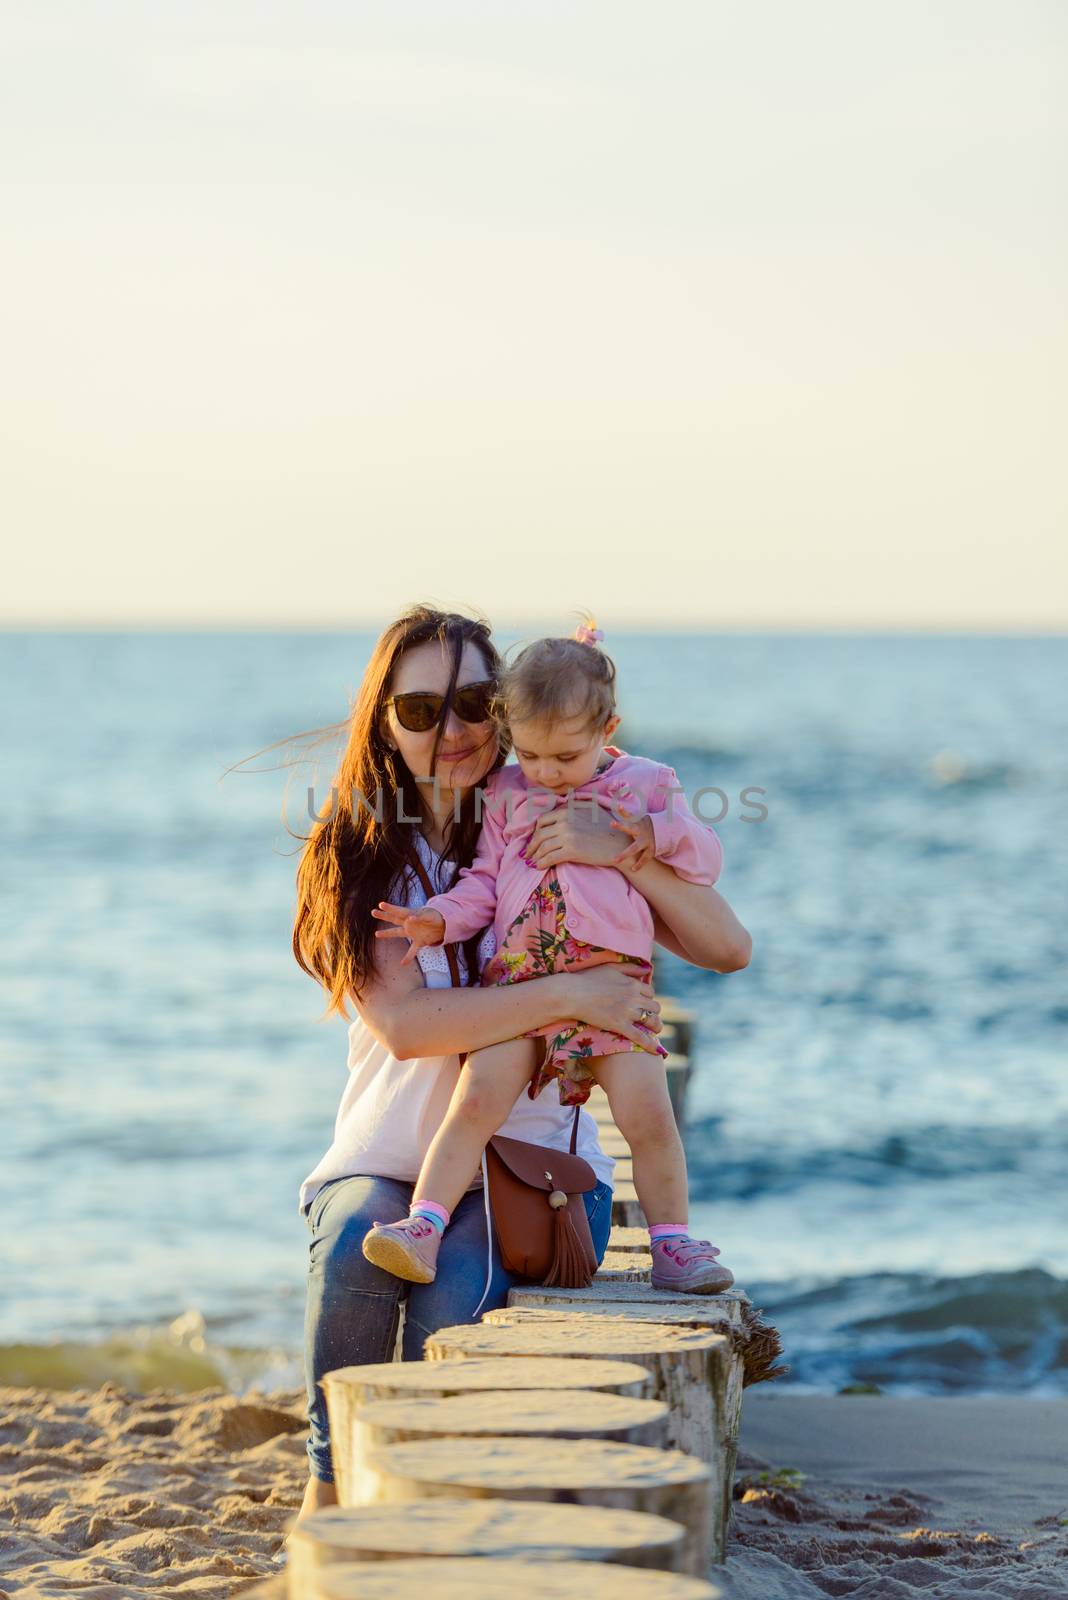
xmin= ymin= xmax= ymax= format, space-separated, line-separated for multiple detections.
xmin=638 ymin=1007 xmax=651 ymax=1024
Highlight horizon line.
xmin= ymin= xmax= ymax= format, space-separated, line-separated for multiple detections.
xmin=1 ymin=618 xmax=1066 ymax=638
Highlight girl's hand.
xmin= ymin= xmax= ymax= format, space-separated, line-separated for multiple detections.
xmin=371 ymin=902 xmax=447 ymax=966
xmin=562 ymin=964 xmax=663 ymax=1053
xmin=525 ymin=805 xmax=627 ymax=871
xmin=609 ymin=813 xmax=656 ymax=872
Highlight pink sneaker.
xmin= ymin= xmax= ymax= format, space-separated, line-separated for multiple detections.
xmin=650 ymin=1235 xmax=735 ymax=1295
xmin=361 ymin=1216 xmax=441 ymax=1284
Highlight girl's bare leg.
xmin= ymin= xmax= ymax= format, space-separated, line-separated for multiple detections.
xmin=413 ymin=1038 xmax=537 ymax=1213
xmin=591 ymin=1053 xmax=689 ymax=1224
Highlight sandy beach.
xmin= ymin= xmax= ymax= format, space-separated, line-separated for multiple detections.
xmin=0 ymin=1384 xmax=307 ymax=1598
xmin=2 ymin=1385 xmax=1065 ymax=1599
xmin=725 ymin=1393 xmax=1068 ymax=1599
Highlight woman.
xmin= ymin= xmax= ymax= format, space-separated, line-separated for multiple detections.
xmin=291 ymin=605 xmax=752 ymax=1520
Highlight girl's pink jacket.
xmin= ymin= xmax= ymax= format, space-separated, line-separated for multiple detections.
xmin=425 ymin=748 xmax=723 ymax=961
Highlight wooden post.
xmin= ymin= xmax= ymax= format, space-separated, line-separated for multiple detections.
xmin=595 ymin=1250 xmax=653 ymax=1281
xmin=339 ymin=1390 xmax=669 ymax=1503
xmin=609 ymin=1226 xmax=652 ymax=1253
xmin=424 ymin=1320 xmax=732 ymax=1456
xmin=485 ymin=1303 xmax=742 ymax=1332
xmin=285 ymin=1498 xmax=689 ymax=1582
xmin=658 ymin=1001 xmax=696 ymax=1060
xmin=285 ymin=1555 xmax=723 ymax=1600
xmin=611 ymin=1181 xmax=644 ymax=1228
xmin=424 ymin=1319 xmax=734 ymax=1562
xmin=661 ymin=1053 xmax=692 ymax=1128
xmin=321 ymin=1355 xmax=652 ymax=1401
xmin=359 ymin=1436 xmax=713 ymax=1577
xmin=321 ymin=1358 xmax=651 ymax=1508
xmin=352 ymin=1388 xmax=668 ymax=1447
xmin=483 ymin=1297 xmax=746 ymax=1551
xmin=485 ymin=1288 xmax=784 ymax=1390
xmin=503 ymin=1283 xmax=748 ymax=1326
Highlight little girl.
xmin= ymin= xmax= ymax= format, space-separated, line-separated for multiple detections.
xmin=364 ymin=622 xmax=735 ymax=1296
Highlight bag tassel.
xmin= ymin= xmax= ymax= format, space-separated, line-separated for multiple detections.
xmin=542 ymin=1190 xmax=594 ymax=1289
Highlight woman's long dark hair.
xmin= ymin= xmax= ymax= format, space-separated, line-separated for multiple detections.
xmin=290 ymin=606 xmax=508 ymax=1019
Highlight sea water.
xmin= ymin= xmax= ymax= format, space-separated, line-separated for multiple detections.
xmin=2 ymin=630 xmax=1065 ymax=1394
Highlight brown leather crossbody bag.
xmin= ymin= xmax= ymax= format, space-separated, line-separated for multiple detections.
xmin=409 ymin=855 xmax=598 ymax=1288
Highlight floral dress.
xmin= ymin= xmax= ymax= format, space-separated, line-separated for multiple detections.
xmin=480 ymin=872 xmax=668 ymax=1106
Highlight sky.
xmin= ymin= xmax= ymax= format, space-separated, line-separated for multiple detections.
xmin=2 ymin=0 xmax=1065 ymax=631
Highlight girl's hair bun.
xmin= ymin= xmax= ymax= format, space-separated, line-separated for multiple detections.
xmin=501 ymin=616 xmax=615 ymax=733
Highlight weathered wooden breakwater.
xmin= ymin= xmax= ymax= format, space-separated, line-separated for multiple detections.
xmin=251 ymin=999 xmax=781 ymax=1600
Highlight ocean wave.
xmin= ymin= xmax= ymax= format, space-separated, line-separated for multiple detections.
xmin=0 ymin=1310 xmax=303 ymax=1395
xmin=754 ymin=1267 xmax=1068 ymax=1394
xmin=7 ymin=1272 xmax=1063 ymax=1400
xmin=686 ymin=1117 xmax=1068 ymax=1198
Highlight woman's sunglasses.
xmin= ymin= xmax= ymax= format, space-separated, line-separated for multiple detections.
xmin=384 ymin=679 xmax=497 ymax=734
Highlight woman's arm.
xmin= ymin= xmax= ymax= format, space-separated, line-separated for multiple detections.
xmin=356 ymin=935 xmax=663 ymax=1060
xmin=621 ymin=858 xmax=752 ymax=973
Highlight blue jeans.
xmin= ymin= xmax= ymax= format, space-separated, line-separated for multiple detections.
xmin=302 ymin=1174 xmax=614 ymax=1482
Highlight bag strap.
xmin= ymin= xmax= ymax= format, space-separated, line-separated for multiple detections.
xmin=407 ymin=841 xmax=581 ymax=1156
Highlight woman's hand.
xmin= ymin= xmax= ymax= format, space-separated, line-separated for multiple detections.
xmin=561 ymin=963 xmax=663 ymax=1053
xmin=525 ymin=804 xmax=628 ymax=871
xmin=371 ymin=902 xmax=447 ymax=966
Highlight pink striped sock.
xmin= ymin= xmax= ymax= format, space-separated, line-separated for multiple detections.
xmin=411 ymin=1201 xmax=451 ymax=1234
xmin=649 ymin=1224 xmax=689 ymax=1244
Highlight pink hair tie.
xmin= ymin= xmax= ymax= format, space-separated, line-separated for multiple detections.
xmin=574 ymin=624 xmax=604 ymax=647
